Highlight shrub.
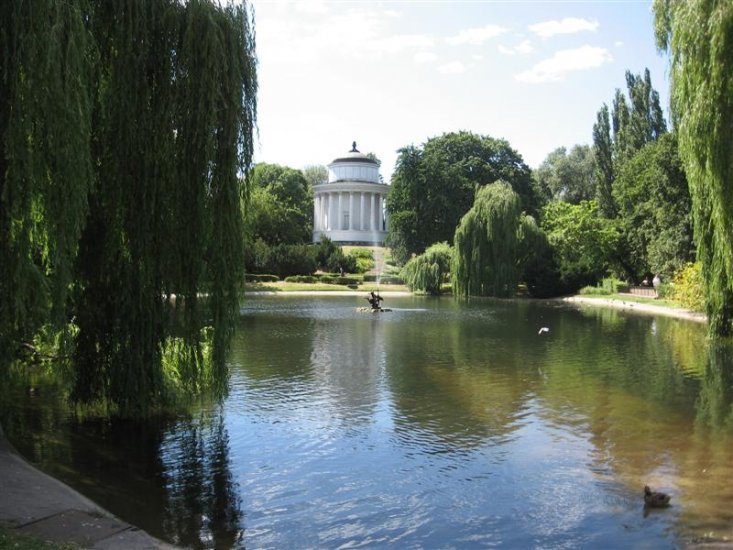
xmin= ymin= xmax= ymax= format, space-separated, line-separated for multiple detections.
xmin=401 ymin=242 xmax=452 ymax=295
xmin=670 ymin=262 xmax=704 ymax=311
xmin=284 ymin=275 xmax=318 ymax=284
xmin=245 ymin=274 xmax=279 ymax=282
xmin=268 ymin=244 xmax=317 ymax=278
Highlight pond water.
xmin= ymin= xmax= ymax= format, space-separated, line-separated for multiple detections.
xmin=3 ymin=295 xmax=733 ymax=548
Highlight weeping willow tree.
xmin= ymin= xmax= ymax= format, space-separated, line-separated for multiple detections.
xmin=654 ymin=0 xmax=733 ymax=336
xmin=0 ymin=0 xmax=94 ymax=367
xmin=401 ymin=242 xmax=453 ymax=295
xmin=452 ymin=181 xmax=525 ymax=299
xmin=1 ymin=0 xmax=258 ymax=416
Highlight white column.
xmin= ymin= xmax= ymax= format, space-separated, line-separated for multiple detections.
xmin=359 ymin=192 xmax=365 ymax=231
xmin=326 ymin=193 xmax=331 ymax=230
xmin=349 ymin=192 xmax=354 ymax=230
xmin=313 ymin=195 xmax=318 ymax=232
xmin=370 ymin=193 xmax=375 ymax=231
xmin=337 ymin=192 xmax=343 ymax=230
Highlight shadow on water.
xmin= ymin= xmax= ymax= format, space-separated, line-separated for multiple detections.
xmin=1 ymin=384 xmax=243 ymax=549
xmin=2 ymin=296 xmax=733 ymax=547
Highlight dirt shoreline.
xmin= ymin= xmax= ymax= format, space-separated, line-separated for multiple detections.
xmin=558 ymin=295 xmax=706 ymax=323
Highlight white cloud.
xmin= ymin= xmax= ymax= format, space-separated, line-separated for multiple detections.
xmin=446 ymin=24 xmax=508 ymax=46
xmin=414 ymin=51 xmax=439 ymax=64
xmin=384 ymin=9 xmax=401 ymax=18
xmin=498 ymin=39 xmax=534 ymax=55
xmin=438 ymin=61 xmax=467 ymax=74
xmin=515 ymin=45 xmax=612 ymax=83
xmin=294 ymin=0 xmax=329 ymax=15
xmin=529 ymin=17 xmax=599 ymax=38
xmin=615 ymin=41 xmax=624 ymax=47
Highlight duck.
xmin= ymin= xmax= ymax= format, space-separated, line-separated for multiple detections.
xmin=644 ymin=485 xmax=671 ymax=507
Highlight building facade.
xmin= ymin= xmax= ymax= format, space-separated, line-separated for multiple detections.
xmin=312 ymin=142 xmax=388 ymax=244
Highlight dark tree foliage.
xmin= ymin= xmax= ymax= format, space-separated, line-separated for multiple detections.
xmin=655 ymin=0 xmax=733 ymax=335
xmin=1 ymin=0 xmax=258 ymax=416
xmin=613 ymin=133 xmax=694 ymax=280
xmin=387 ymin=131 xmax=535 ymax=265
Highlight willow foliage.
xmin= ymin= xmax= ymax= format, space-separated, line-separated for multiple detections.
xmin=1 ymin=0 xmax=94 ymax=364
xmin=654 ymin=0 xmax=733 ymax=335
xmin=401 ymin=242 xmax=453 ymax=295
xmin=1 ymin=0 xmax=258 ymax=416
xmin=452 ymin=182 xmax=523 ymax=299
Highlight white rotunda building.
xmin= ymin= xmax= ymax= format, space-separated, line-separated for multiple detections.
xmin=312 ymin=142 xmax=388 ymax=244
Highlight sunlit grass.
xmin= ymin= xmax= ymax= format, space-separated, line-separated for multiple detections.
xmin=244 ymin=281 xmax=410 ymax=293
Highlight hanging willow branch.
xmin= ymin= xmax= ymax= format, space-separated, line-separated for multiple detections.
xmin=654 ymin=0 xmax=733 ymax=336
xmin=2 ymin=0 xmax=257 ymax=416
xmin=452 ymin=181 xmax=523 ymax=299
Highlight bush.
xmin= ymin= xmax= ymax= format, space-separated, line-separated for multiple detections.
xmin=319 ymin=276 xmax=360 ymax=286
xmin=284 ymin=275 xmax=318 ymax=284
xmin=268 ymin=244 xmax=317 ymax=278
xmin=670 ymin=262 xmax=704 ymax=311
xmin=401 ymin=242 xmax=452 ymax=295
xmin=245 ymin=274 xmax=279 ymax=282
xmin=578 ymin=277 xmax=626 ymax=296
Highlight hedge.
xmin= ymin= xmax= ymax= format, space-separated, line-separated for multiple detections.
xmin=245 ymin=274 xmax=279 ymax=283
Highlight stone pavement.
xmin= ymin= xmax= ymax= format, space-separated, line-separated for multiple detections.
xmin=0 ymin=424 xmax=177 ymax=549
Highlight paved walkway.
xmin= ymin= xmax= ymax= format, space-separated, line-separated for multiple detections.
xmin=0 ymin=424 xmax=176 ymax=549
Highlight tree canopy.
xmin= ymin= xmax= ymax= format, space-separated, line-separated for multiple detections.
xmin=452 ymin=181 xmax=527 ymax=299
xmin=534 ymin=145 xmax=597 ymax=205
xmin=387 ymin=131 xmax=535 ymax=265
xmin=401 ymin=242 xmax=453 ymax=295
xmin=612 ymin=133 xmax=694 ymax=279
xmin=1 ymin=0 xmax=258 ymax=416
xmin=654 ymin=0 xmax=733 ymax=335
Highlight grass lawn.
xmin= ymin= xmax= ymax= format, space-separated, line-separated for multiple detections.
xmin=244 ymin=281 xmax=411 ymax=293
xmin=0 ymin=526 xmax=78 ymax=549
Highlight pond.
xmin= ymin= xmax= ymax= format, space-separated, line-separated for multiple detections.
xmin=3 ymin=295 xmax=733 ymax=548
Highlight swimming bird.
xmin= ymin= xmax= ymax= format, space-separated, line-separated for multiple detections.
xmin=644 ymin=485 xmax=671 ymax=507
xmin=538 ymin=327 xmax=550 ymax=335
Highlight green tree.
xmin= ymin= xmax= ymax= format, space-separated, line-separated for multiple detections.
xmin=654 ymin=0 xmax=733 ymax=335
xmin=245 ymin=163 xmax=312 ymax=246
xmin=387 ymin=131 xmax=535 ymax=265
xmin=452 ymin=181 xmax=530 ymax=298
xmin=1 ymin=0 xmax=258 ymax=416
xmin=534 ymin=145 xmax=597 ymax=204
xmin=302 ymin=164 xmax=328 ymax=188
xmin=613 ymin=133 xmax=694 ymax=279
xmin=540 ymin=200 xmax=621 ymax=291
xmin=401 ymin=242 xmax=453 ymax=295
xmin=592 ymin=68 xmax=667 ymax=217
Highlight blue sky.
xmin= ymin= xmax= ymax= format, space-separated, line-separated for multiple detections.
xmin=250 ymin=0 xmax=669 ymax=180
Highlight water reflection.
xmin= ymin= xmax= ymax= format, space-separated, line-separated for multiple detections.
xmin=2 ymin=296 xmax=733 ymax=548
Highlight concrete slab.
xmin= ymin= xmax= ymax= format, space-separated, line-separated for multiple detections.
xmin=0 ymin=424 xmax=177 ymax=549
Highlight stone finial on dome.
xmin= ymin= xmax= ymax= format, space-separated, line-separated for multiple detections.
xmin=351 ymin=141 xmax=359 ymax=152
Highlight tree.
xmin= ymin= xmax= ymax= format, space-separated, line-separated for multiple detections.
xmin=613 ymin=133 xmax=694 ymax=280
xmin=452 ymin=181 xmax=528 ymax=298
xmin=534 ymin=145 xmax=597 ymax=204
xmin=387 ymin=131 xmax=535 ymax=265
xmin=540 ymin=200 xmax=621 ymax=291
xmin=592 ymin=68 xmax=667 ymax=218
xmin=401 ymin=242 xmax=453 ymax=295
xmin=302 ymin=164 xmax=328 ymax=188
xmin=1 ymin=0 xmax=258 ymax=416
xmin=654 ymin=0 xmax=733 ymax=335
xmin=245 ymin=163 xmax=312 ymax=246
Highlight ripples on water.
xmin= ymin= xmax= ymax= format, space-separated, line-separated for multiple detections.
xmin=4 ymin=295 xmax=733 ymax=548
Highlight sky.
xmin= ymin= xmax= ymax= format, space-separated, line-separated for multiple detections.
xmin=249 ymin=0 xmax=670 ymax=181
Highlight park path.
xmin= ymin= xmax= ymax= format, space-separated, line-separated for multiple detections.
xmin=0 ymin=424 xmax=176 ymax=549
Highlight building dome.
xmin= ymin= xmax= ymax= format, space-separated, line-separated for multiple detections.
xmin=312 ymin=141 xmax=388 ymax=245
xmin=330 ymin=142 xmax=379 ymax=165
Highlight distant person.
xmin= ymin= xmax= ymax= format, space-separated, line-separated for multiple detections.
xmin=652 ymin=274 xmax=661 ymax=289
